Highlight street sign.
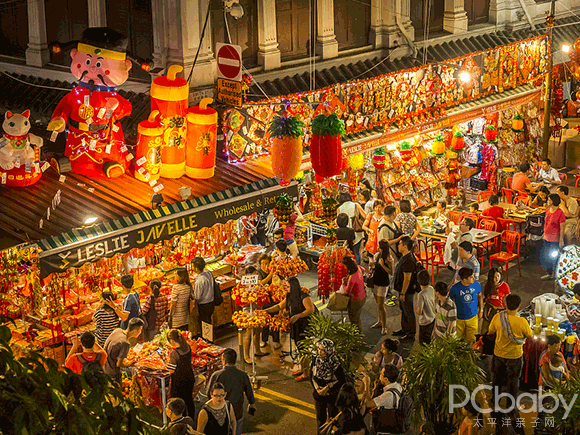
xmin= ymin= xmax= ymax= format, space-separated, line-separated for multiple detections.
xmin=217 ymin=78 xmax=243 ymax=107
xmin=216 ymin=42 xmax=243 ymax=82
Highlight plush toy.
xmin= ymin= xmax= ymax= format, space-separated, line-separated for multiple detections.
xmin=47 ymin=27 xmax=150 ymax=178
xmin=0 ymin=110 xmax=43 ymax=187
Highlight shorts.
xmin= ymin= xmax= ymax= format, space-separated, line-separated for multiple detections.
xmin=372 ymin=286 xmax=387 ymax=297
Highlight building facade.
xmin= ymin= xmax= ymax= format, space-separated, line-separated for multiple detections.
xmin=1 ymin=0 xmax=580 ymax=94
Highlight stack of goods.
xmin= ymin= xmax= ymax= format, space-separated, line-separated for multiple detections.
xmin=232 ymin=310 xmax=272 ymax=329
xmin=231 ymin=283 xmax=271 ymax=307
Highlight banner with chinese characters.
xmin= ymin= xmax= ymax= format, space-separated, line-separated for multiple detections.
xmin=222 ymin=36 xmax=547 ymax=162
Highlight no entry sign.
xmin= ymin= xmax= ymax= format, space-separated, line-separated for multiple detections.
xmin=216 ymin=42 xmax=242 ymax=82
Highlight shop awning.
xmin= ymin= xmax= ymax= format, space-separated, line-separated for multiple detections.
xmin=37 ymin=178 xmax=298 ymax=278
xmin=299 ymin=84 xmax=542 ymax=169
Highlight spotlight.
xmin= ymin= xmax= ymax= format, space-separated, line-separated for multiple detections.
xmin=151 ymin=193 xmax=164 ymax=209
xmin=563 ymin=44 xmax=571 ymax=53
xmin=224 ymin=0 xmax=244 ymax=19
xmin=84 ymin=216 xmax=98 ymax=225
xmin=459 ymin=71 xmax=471 ymax=83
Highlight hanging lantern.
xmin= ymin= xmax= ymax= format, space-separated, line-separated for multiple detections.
xmin=574 ymin=37 xmax=580 ymax=55
xmin=135 ymin=111 xmax=163 ymax=183
xmin=372 ymin=147 xmax=386 ymax=169
xmin=431 ymin=135 xmax=446 ymax=156
xmin=267 ymin=114 xmax=304 ymax=186
xmin=349 ymin=153 xmax=364 ymax=171
xmin=310 ymin=113 xmax=345 ymax=178
xmin=485 ymin=125 xmax=497 ymax=142
xmin=512 ymin=114 xmax=524 ymax=132
xmin=150 ymin=65 xmax=189 ymax=179
xmin=186 ymin=98 xmax=218 ymax=179
xmin=399 ymin=141 xmax=413 ymax=162
xmin=450 ymin=131 xmax=465 ymax=152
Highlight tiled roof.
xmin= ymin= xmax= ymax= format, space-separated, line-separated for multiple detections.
xmin=252 ymin=16 xmax=580 ymax=98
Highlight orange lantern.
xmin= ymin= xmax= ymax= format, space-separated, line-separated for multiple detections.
xmin=186 ymin=98 xmax=218 ymax=179
xmin=135 ymin=111 xmax=163 ymax=183
xmin=150 ymin=65 xmax=189 ymax=178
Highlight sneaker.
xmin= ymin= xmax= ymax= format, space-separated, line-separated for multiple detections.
xmin=292 ymin=370 xmax=303 ymax=377
xmin=390 ymin=295 xmax=398 ymax=301
xmin=401 ymin=333 xmax=415 ymax=341
xmin=386 ymin=300 xmax=396 ymax=307
xmin=541 ymin=274 xmax=554 ymax=281
xmin=392 ymin=330 xmax=406 ymax=337
xmin=295 ymin=374 xmax=309 ymax=382
xmin=260 ymin=341 xmax=267 ymax=348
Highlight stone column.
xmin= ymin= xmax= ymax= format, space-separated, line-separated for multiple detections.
xmin=25 ymin=0 xmax=50 ymax=67
xmin=257 ymin=0 xmax=281 ymax=70
xmin=151 ymin=0 xmax=167 ymax=72
xmin=166 ymin=0 xmax=216 ymax=88
xmin=316 ymin=0 xmax=338 ymax=59
xmin=87 ymin=0 xmax=107 ymax=27
xmin=397 ymin=0 xmax=415 ymax=43
xmin=489 ymin=0 xmax=508 ymax=25
xmin=443 ymin=0 xmax=468 ymax=33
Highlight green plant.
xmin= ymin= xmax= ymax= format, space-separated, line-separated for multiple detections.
xmin=373 ymin=147 xmax=385 ymax=156
xmin=535 ymin=373 xmax=580 ymax=434
xmin=267 ymin=115 xmax=304 ymax=138
xmin=311 ymin=113 xmax=346 ymax=137
xmin=298 ymin=312 xmax=368 ymax=374
xmin=0 ymin=325 xmax=163 ymax=435
xmin=402 ymin=335 xmax=485 ymax=435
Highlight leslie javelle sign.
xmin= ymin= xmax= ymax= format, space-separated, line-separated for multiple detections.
xmin=39 ymin=183 xmax=298 ymax=278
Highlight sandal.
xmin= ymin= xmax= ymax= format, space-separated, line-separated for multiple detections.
xmin=371 ymin=321 xmax=381 ymax=329
xmin=292 ymin=370 xmax=303 ymax=377
xmin=295 ymin=374 xmax=309 ymax=382
xmin=381 ymin=328 xmax=388 ymax=335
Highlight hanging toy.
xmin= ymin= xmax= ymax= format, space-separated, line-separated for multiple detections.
xmin=399 ymin=141 xmax=413 ymax=163
xmin=430 ymin=135 xmax=446 ymax=157
xmin=310 ymin=113 xmax=345 ymax=178
xmin=450 ymin=131 xmax=465 ymax=152
xmin=267 ymin=113 xmax=304 ymax=186
xmin=372 ymin=147 xmax=386 ymax=169
xmin=512 ymin=114 xmax=524 ymax=133
xmin=484 ymin=125 xmax=497 ymax=142
xmin=273 ymin=193 xmax=293 ymax=227
xmin=322 ymin=196 xmax=339 ymax=222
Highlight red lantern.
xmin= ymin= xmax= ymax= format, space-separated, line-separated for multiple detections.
xmin=310 ymin=114 xmax=345 ymax=179
xmin=450 ymin=131 xmax=465 ymax=151
xmin=485 ymin=125 xmax=497 ymax=142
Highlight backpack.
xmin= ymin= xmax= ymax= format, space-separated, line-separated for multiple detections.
xmin=378 ymin=222 xmax=403 ymax=260
xmin=372 ymin=388 xmax=414 ymax=434
xmin=213 ymin=275 xmax=223 ymax=307
xmin=143 ymin=295 xmax=157 ymax=330
xmin=77 ymin=353 xmax=104 ymax=374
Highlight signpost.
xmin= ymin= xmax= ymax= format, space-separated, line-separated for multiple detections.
xmin=216 ymin=42 xmax=243 ymax=108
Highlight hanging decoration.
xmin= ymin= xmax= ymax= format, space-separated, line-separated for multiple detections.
xmin=267 ymin=113 xmax=304 ymax=186
xmin=372 ymin=147 xmax=387 ymax=169
xmin=134 ymin=111 xmax=163 ymax=183
xmin=348 ymin=154 xmax=364 ymax=171
xmin=445 ymin=159 xmax=460 ymax=197
xmin=399 ymin=141 xmax=413 ymax=163
xmin=186 ymin=98 xmax=218 ymax=179
xmin=484 ymin=125 xmax=498 ymax=142
xmin=47 ymin=27 xmax=151 ymax=178
xmin=310 ymin=113 xmax=345 ymax=178
xmin=430 ymin=135 xmax=446 ymax=157
xmin=321 ymin=196 xmax=339 ymax=222
xmin=450 ymin=131 xmax=465 ymax=152
xmin=0 ymin=110 xmax=43 ymax=187
xmin=241 ymin=74 xmax=252 ymax=103
xmin=273 ymin=193 xmax=293 ymax=228
xmin=512 ymin=114 xmax=524 ymax=132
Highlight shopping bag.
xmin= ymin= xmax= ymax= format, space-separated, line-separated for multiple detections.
xmin=327 ymin=292 xmax=350 ymax=311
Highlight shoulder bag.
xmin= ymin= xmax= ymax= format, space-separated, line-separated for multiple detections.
xmin=319 ymin=411 xmax=343 ymax=435
xmin=328 ymin=292 xmax=350 ymax=311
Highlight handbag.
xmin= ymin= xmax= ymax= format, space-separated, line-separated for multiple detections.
xmin=328 ymin=292 xmax=350 ymax=311
xmin=224 ymin=400 xmax=234 ymax=435
xmin=365 ymin=269 xmax=375 ymax=289
xmin=319 ymin=411 xmax=343 ymax=435
xmin=353 ymin=207 xmax=365 ymax=232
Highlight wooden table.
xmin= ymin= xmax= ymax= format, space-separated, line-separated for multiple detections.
xmin=476 ymin=201 xmax=541 ymax=224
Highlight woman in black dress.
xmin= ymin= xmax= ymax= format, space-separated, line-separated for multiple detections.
xmin=310 ymin=338 xmax=346 ymax=430
xmin=197 ymin=382 xmax=236 ymax=435
xmin=334 ymin=383 xmax=369 ymax=435
xmin=262 ymin=276 xmax=315 ymax=381
xmin=370 ymin=240 xmax=393 ymax=335
xmin=167 ymin=329 xmax=195 ymax=418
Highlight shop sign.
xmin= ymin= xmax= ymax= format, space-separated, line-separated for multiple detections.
xmin=40 ymin=183 xmax=299 ymax=277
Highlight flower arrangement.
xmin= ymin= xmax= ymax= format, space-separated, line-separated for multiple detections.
xmin=232 ymin=310 xmax=271 ymax=329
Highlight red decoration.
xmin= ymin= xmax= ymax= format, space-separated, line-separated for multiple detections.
xmin=311 ymin=134 xmax=343 ymax=178
xmin=484 ymin=125 xmax=497 ymax=142
xmin=450 ymin=131 xmax=465 ymax=151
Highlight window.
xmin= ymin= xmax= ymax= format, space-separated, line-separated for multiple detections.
xmin=465 ymin=0 xmax=489 ymax=26
xmin=0 ymin=0 xmax=28 ymax=57
xmin=45 ymin=0 xmax=89 ymax=66
xmin=410 ymin=0 xmax=445 ymax=37
xmin=276 ymin=0 xmax=316 ymax=61
xmin=211 ymin=0 xmax=258 ymax=68
xmin=334 ymin=0 xmax=371 ymax=51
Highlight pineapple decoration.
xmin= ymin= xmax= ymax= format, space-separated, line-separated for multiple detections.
xmin=484 ymin=125 xmax=497 ymax=143
xmin=273 ymin=193 xmax=293 ymax=228
xmin=372 ymin=147 xmax=387 ymax=170
xmin=326 ymin=227 xmax=337 ymax=245
xmin=399 ymin=141 xmax=413 ymax=163
xmin=430 ymin=135 xmax=446 ymax=157
xmin=322 ymin=196 xmax=339 ymax=222
xmin=450 ymin=131 xmax=465 ymax=152
xmin=512 ymin=114 xmax=524 ymax=132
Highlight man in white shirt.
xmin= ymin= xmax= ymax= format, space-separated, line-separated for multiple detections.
xmin=537 ymin=159 xmax=561 ymax=185
xmin=365 ymin=364 xmax=403 ymax=410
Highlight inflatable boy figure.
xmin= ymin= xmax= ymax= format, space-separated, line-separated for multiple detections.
xmin=47 ymin=27 xmax=136 ymax=178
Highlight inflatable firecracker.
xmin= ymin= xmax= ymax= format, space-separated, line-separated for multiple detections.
xmin=372 ymin=147 xmax=386 ymax=170
xmin=267 ymin=114 xmax=304 ymax=186
xmin=186 ymin=98 xmax=218 ymax=179
xmin=0 ymin=110 xmax=43 ymax=187
xmin=135 ymin=111 xmax=163 ymax=183
xmin=47 ymin=27 xmax=151 ymax=178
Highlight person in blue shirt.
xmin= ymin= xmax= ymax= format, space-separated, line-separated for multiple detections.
xmin=448 ymin=268 xmax=482 ymax=345
xmin=120 ymin=274 xmax=140 ymax=329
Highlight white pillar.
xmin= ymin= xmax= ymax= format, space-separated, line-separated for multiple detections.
xmin=316 ymin=0 xmax=338 ymax=59
xmin=166 ymin=0 xmax=216 ymax=88
xmin=443 ymin=0 xmax=468 ymax=33
xmin=489 ymin=0 xmax=508 ymax=25
xmin=257 ymin=0 xmax=281 ymax=70
xmin=397 ymin=0 xmax=415 ymax=43
xmin=25 ymin=0 xmax=50 ymax=67
xmin=151 ymin=0 xmax=167 ymax=73
xmin=87 ymin=0 xmax=107 ymax=27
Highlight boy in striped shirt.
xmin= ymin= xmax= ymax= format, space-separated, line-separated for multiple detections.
xmin=433 ymin=281 xmax=457 ymax=339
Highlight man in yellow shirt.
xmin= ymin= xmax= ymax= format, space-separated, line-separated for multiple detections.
xmin=488 ymin=294 xmax=532 ymax=404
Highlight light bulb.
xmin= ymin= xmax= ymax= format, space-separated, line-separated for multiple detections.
xmin=459 ymin=71 xmax=471 ymax=83
xmin=562 ymin=44 xmax=571 ymax=53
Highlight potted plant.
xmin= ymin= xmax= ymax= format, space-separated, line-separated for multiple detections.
xmin=310 ymin=113 xmax=345 ymax=179
xmin=267 ymin=114 xmax=305 ymax=186
xmin=534 ymin=373 xmax=580 ymax=434
xmin=402 ymin=335 xmax=485 ymax=435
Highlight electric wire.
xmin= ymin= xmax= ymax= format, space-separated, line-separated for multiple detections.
xmin=187 ymin=0 xmax=212 ymax=84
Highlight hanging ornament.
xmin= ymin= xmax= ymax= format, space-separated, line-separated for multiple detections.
xmin=267 ymin=114 xmax=305 ymax=186
xmin=431 ymin=135 xmax=446 ymax=157
xmin=512 ymin=114 xmax=524 ymax=132
xmin=574 ymin=37 xmax=580 ymax=55
xmin=322 ymin=196 xmax=339 ymax=222
xmin=399 ymin=141 xmax=413 ymax=163
xmin=348 ymin=154 xmax=364 ymax=171
xmin=372 ymin=147 xmax=386 ymax=169
xmin=310 ymin=113 xmax=345 ymax=178
xmin=273 ymin=193 xmax=293 ymax=228
xmin=450 ymin=131 xmax=465 ymax=152
xmin=484 ymin=125 xmax=497 ymax=142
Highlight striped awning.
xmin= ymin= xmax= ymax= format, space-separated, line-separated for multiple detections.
xmin=38 ymin=178 xmax=298 ymax=277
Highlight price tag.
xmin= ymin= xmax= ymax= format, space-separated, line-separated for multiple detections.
xmin=137 ymin=167 xmax=146 ymax=175
xmin=1 ymin=173 xmax=6 ymax=184
xmin=86 ymin=117 xmax=93 ymax=125
xmin=125 ymin=153 xmax=134 ymax=161
xmin=39 ymin=219 xmax=43 ymax=229
xmin=59 ymin=175 xmax=66 ymax=183
xmin=105 ymin=144 xmax=112 ymax=154
xmin=112 ymin=124 xmax=119 ymax=132
xmin=98 ymin=107 xmax=106 ymax=118
xmin=153 ymin=184 xmax=164 ymax=193
xmin=50 ymin=131 xmax=58 ymax=142
xmin=41 ymin=162 xmax=50 ymax=172
xmin=105 ymin=108 xmax=113 ymax=119
xmin=136 ymin=156 xmax=147 ymax=166
xmin=241 ymin=275 xmax=259 ymax=286
xmin=148 ymin=178 xmax=157 ymax=187
xmin=14 ymin=158 xmax=21 ymax=168
xmin=25 ymin=163 xmax=31 ymax=173
xmin=242 ymin=126 xmax=248 ymax=135
xmin=364 ymin=117 xmax=369 ymax=127
xmin=34 ymin=162 xmax=40 ymax=172
xmin=88 ymin=187 xmax=95 ymax=193
xmin=120 ymin=145 xmax=128 ymax=152
xmin=89 ymin=139 xmax=97 ymax=150
xmin=47 ymin=207 xmax=50 ymax=220
xmin=143 ymin=173 xmax=151 ymax=181
xmin=84 ymin=95 xmax=90 ymax=106
xmin=81 ymin=138 xmax=86 ymax=146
